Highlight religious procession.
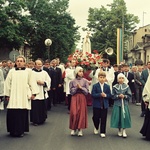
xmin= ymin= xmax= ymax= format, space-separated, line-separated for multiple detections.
xmin=0 ymin=31 xmax=150 ymax=142
xmin=1 ymin=2 xmax=150 ymax=150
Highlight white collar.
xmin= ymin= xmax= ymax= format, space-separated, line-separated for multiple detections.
xmin=99 ymin=82 xmax=104 ymax=86
xmin=113 ymin=83 xmax=129 ymax=90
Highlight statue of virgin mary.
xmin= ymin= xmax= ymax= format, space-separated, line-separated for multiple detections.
xmin=82 ymin=32 xmax=91 ymax=56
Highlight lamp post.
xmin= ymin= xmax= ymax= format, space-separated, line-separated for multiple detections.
xmin=44 ymin=39 xmax=52 ymax=60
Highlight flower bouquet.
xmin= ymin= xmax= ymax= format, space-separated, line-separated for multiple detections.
xmin=67 ymin=50 xmax=103 ymax=71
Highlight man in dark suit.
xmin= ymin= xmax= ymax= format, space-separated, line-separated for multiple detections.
xmin=123 ymin=64 xmax=135 ymax=103
xmin=140 ymin=61 xmax=150 ymax=117
xmin=134 ymin=66 xmax=143 ymax=105
xmin=112 ymin=65 xmax=124 ymax=86
xmin=43 ymin=59 xmax=51 ymax=110
xmin=49 ymin=59 xmax=62 ymax=106
xmin=112 ymin=64 xmax=119 ymax=86
xmin=56 ymin=58 xmax=65 ymax=103
xmin=43 ymin=59 xmax=50 ymax=74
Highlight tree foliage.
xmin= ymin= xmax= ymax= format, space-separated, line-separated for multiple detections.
xmin=0 ymin=0 xmax=79 ymax=62
xmin=0 ymin=0 xmax=31 ymax=49
xmin=87 ymin=0 xmax=139 ymax=63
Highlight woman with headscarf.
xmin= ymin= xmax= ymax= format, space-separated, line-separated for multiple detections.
xmin=140 ymin=75 xmax=150 ymax=140
xmin=69 ymin=66 xmax=89 ymax=137
xmin=110 ymin=73 xmax=132 ymax=138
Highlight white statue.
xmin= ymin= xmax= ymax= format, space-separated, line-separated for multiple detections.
xmin=82 ymin=32 xmax=91 ymax=56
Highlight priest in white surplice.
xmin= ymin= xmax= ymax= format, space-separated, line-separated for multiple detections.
xmin=30 ymin=59 xmax=51 ymax=125
xmin=5 ymin=55 xmax=39 ymax=137
xmin=64 ymin=59 xmax=76 ymax=111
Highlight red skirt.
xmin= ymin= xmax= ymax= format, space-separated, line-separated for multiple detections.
xmin=69 ymin=93 xmax=88 ymax=130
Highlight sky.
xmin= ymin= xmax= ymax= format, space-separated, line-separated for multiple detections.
xmin=68 ymin=0 xmax=150 ymax=49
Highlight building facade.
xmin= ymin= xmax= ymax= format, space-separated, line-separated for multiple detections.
xmin=125 ymin=24 xmax=150 ymax=65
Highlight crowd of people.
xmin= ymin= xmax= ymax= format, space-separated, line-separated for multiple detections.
xmin=0 ymin=56 xmax=150 ymax=141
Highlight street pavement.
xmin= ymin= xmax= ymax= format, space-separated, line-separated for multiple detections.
xmin=0 ymin=102 xmax=150 ymax=150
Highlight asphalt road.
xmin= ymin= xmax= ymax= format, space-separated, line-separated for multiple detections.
xmin=0 ymin=103 xmax=150 ymax=150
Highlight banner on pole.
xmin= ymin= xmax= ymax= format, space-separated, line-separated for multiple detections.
xmin=117 ymin=28 xmax=123 ymax=64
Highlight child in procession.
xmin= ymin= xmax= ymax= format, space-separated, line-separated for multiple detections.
xmin=110 ymin=73 xmax=132 ymax=138
xmin=91 ymin=71 xmax=111 ymax=138
xmin=69 ymin=66 xmax=89 ymax=137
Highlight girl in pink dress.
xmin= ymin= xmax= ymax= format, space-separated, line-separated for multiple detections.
xmin=69 ymin=66 xmax=89 ymax=136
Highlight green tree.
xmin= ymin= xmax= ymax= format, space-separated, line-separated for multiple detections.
xmin=0 ymin=0 xmax=32 ymax=50
xmin=0 ymin=0 xmax=79 ymax=62
xmin=87 ymin=0 xmax=139 ymax=63
xmin=26 ymin=0 xmax=79 ymax=62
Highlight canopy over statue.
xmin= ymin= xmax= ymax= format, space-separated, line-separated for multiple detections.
xmin=82 ymin=32 xmax=91 ymax=55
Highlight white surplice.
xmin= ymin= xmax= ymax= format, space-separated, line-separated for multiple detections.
xmin=5 ymin=68 xmax=39 ymax=110
xmin=33 ymin=70 xmax=51 ymax=100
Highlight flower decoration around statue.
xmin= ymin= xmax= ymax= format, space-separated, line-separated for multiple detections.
xmin=67 ymin=49 xmax=103 ymax=71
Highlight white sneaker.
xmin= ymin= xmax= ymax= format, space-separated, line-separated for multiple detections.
xmin=118 ymin=129 xmax=122 ymax=137
xmin=94 ymin=128 xmax=99 ymax=134
xmin=100 ymin=133 xmax=106 ymax=138
xmin=136 ymin=103 xmax=141 ymax=106
xmin=122 ymin=129 xmax=127 ymax=138
xmin=78 ymin=130 xmax=83 ymax=137
xmin=71 ymin=130 xmax=76 ymax=136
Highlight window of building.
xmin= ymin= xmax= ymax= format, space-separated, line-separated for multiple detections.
xmin=147 ymin=55 xmax=149 ymax=62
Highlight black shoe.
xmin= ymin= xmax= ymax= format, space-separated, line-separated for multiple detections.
xmin=140 ymin=112 xmax=145 ymax=117
xmin=9 ymin=133 xmax=15 ymax=137
xmin=10 ymin=133 xmax=24 ymax=137
xmin=32 ymin=123 xmax=38 ymax=126
xmin=19 ymin=133 xmax=24 ymax=137
xmin=47 ymin=108 xmax=51 ymax=111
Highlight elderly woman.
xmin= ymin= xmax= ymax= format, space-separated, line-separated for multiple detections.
xmin=69 ymin=66 xmax=89 ymax=137
xmin=140 ymin=75 xmax=150 ymax=140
